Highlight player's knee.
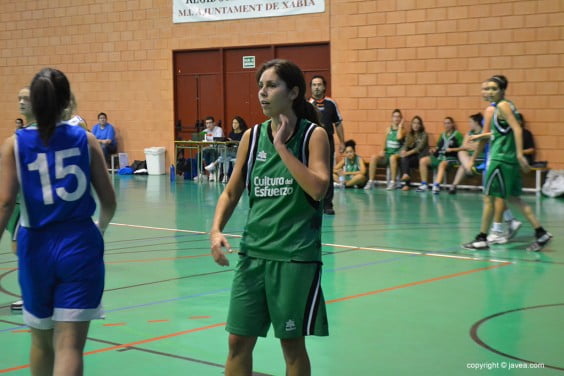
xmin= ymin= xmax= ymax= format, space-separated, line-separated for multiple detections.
xmin=227 ymin=334 xmax=256 ymax=358
xmin=280 ymin=337 xmax=307 ymax=362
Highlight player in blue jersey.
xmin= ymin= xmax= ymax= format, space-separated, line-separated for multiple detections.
xmin=0 ymin=68 xmax=116 ymax=376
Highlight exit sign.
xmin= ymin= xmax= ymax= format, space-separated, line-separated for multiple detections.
xmin=243 ymin=56 xmax=255 ymax=69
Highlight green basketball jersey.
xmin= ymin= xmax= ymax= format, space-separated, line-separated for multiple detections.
xmin=385 ymin=127 xmax=401 ymax=155
xmin=239 ymin=119 xmax=323 ymax=262
xmin=343 ymin=155 xmax=362 ymax=181
xmin=490 ymin=99 xmax=521 ymax=164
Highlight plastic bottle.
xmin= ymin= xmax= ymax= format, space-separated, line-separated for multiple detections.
xmin=170 ymin=164 xmax=175 ymax=181
xmin=339 ymin=174 xmax=345 ymax=188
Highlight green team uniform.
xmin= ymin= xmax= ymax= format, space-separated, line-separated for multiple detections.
xmin=343 ymin=155 xmax=362 ymax=181
xmin=227 ymin=118 xmax=329 ymax=339
xmin=383 ymin=127 xmax=401 ymax=163
xmin=467 ymin=129 xmax=485 ymax=160
xmin=430 ymin=130 xmax=463 ymax=168
xmin=484 ymin=100 xmax=522 ymax=198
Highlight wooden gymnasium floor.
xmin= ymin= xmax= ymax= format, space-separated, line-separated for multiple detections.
xmin=0 ymin=175 xmax=563 ymax=375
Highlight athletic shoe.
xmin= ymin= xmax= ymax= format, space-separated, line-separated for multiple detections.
xmin=222 ymin=175 xmax=228 ymax=184
xmin=527 ymin=232 xmax=553 ymax=252
xmin=506 ymin=219 xmax=522 ymax=240
xmin=462 ymin=236 xmax=490 ymax=251
xmin=487 ymin=230 xmax=509 ymax=244
xmin=10 ymin=300 xmax=23 ymax=311
xmin=432 ymin=184 xmax=440 ymax=194
xmin=324 ymin=207 xmax=335 ymax=215
xmin=204 ymin=162 xmax=216 ymax=172
xmin=448 ymin=186 xmax=457 ymax=195
xmin=364 ymin=180 xmax=374 ymax=190
xmin=333 ymin=182 xmax=345 ymax=189
xmin=416 ymin=184 xmax=429 ymax=192
xmin=385 ymin=181 xmax=396 ymax=190
xmin=208 ymin=173 xmax=216 ymax=182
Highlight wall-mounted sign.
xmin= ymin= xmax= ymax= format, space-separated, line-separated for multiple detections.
xmin=173 ymin=0 xmax=325 ymax=24
xmin=243 ymin=56 xmax=256 ymax=69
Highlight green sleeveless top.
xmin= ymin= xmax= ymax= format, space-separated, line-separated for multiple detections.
xmin=385 ymin=127 xmax=401 ymax=155
xmin=239 ymin=118 xmax=323 ymax=262
xmin=490 ymin=99 xmax=521 ymax=164
xmin=343 ymin=155 xmax=362 ymax=181
xmin=467 ymin=129 xmax=484 ymax=158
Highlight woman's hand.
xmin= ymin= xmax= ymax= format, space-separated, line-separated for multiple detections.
xmin=273 ymin=114 xmax=295 ymax=148
xmin=518 ymin=155 xmax=531 ymax=174
xmin=210 ymin=230 xmax=233 ymax=266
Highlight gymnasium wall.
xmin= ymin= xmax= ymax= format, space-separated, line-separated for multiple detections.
xmin=1 ymin=0 xmax=562 ymax=167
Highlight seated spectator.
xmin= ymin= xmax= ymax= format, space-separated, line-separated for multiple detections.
xmin=520 ymin=114 xmax=536 ymax=165
xmin=365 ymin=109 xmax=404 ymax=190
xmin=449 ymin=113 xmax=485 ymax=194
xmin=416 ymin=117 xmax=463 ymax=194
xmin=92 ymin=112 xmax=117 ymax=165
xmin=198 ymin=116 xmax=224 ymax=181
xmin=334 ymin=140 xmax=367 ymax=188
xmin=397 ymin=116 xmax=429 ymax=191
xmin=205 ymin=116 xmax=247 ymax=183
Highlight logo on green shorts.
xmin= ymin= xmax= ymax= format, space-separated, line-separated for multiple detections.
xmin=285 ymin=319 xmax=296 ymax=331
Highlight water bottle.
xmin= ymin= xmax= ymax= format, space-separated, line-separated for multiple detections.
xmin=170 ymin=164 xmax=175 ymax=181
xmin=339 ymin=174 xmax=345 ymax=188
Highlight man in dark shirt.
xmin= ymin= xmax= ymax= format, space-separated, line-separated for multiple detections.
xmin=309 ymin=75 xmax=345 ymax=215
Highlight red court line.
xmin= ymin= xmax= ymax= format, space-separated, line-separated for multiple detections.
xmin=0 ymin=322 xmax=227 ymax=373
xmin=148 ymin=319 xmax=169 ymax=323
xmin=11 ymin=330 xmax=30 ymax=333
xmin=103 ymin=323 xmax=126 ymax=327
xmin=327 ymin=262 xmax=512 ymax=304
xmin=0 ymin=263 xmax=511 ymax=373
xmin=189 ymin=315 xmax=212 ymax=319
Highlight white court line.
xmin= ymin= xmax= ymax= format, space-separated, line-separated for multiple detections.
xmin=110 ymin=223 xmax=511 ymax=264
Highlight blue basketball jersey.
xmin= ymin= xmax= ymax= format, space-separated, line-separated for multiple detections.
xmin=15 ymin=123 xmax=96 ymax=228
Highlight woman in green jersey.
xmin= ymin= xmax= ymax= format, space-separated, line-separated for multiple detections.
xmin=463 ymin=75 xmax=552 ymax=252
xmin=364 ymin=109 xmax=405 ymax=190
xmin=210 ymin=59 xmax=330 ymax=376
xmin=333 ymin=139 xmax=367 ymax=188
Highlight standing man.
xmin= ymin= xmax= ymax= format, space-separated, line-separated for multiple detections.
xmin=309 ymin=75 xmax=345 ymax=215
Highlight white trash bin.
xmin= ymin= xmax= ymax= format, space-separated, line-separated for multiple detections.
xmin=144 ymin=147 xmax=166 ymax=175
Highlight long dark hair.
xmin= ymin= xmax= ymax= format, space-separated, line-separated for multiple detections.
xmin=256 ymin=59 xmax=321 ymax=125
xmin=30 ymin=68 xmax=71 ymax=143
xmin=233 ymin=115 xmax=248 ymax=132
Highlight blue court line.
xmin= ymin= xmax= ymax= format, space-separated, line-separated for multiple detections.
xmin=0 ymin=288 xmax=231 ymax=333
xmin=105 ymin=287 xmax=231 ymax=313
xmin=0 ymin=254 xmax=406 ymax=333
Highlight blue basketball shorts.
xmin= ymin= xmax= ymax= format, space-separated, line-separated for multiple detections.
xmin=17 ymin=219 xmax=105 ymax=329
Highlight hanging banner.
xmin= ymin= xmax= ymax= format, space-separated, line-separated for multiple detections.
xmin=173 ymin=0 xmax=325 ymax=23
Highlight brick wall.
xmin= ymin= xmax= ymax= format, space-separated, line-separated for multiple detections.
xmin=1 ymin=0 xmax=562 ymax=167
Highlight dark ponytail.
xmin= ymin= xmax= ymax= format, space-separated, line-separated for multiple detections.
xmin=256 ymin=59 xmax=321 ymax=126
xmin=30 ymin=68 xmax=70 ymax=143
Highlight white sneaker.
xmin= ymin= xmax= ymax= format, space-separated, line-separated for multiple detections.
xmin=208 ymin=173 xmax=216 ymax=182
xmin=11 ymin=300 xmax=23 ymax=311
xmin=432 ymin=184 xmax=440 ymax=194
xmin=364 ymin=180 xmax=374 ymax=190
xmin=506 ymin=219 xmax=522 ymax=240
xmin=415 ymin=184 xmax=429 ymax=192
xmin=222 ymin=175 xmax=228 ymax=184
xmin=386 ymin=181 xmax=395 ymax=190
xmin=527 ymin=232 xmax=553 ymax=252
xmin=204 ymin=162 xmax=216 ymax=172
xmin=333 ymin=182 xmax=345 ymax=189
xmin=487 ymin=230 xmax=509 ymax=244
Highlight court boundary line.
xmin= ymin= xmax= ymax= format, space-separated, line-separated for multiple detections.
xmin=0 ymin=262 xmax=513 ymax=374
xmin=109 ymin=222 xmax=511 ymax=264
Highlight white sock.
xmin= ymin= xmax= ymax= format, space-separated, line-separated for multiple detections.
xmin=503 ymin=209 xmax=515 ymax=222
xmin=492 ymin=222 xmax=506 ymax=233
